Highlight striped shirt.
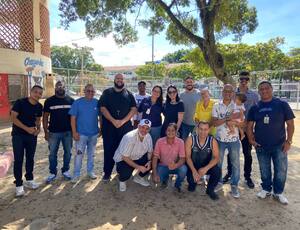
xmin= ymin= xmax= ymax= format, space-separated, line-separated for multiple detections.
xmin=113 ymin=129 xmax=153 ymax=163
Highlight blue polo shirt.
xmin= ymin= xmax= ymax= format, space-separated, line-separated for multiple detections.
xmin=247 ymin=97 xmax=295 ymax=149
xmin=138 ymin=97 xmax=163 ymax=127
xmin=69 ymin=97 xmax=99 ymax=136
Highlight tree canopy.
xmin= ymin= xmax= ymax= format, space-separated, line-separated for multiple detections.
xmin=59 ymin=0 xmax=258 ymax=83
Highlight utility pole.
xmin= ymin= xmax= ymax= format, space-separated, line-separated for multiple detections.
xmin=151 ymin=34 xmax=154 ymax=78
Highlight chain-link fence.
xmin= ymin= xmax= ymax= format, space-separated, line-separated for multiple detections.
xmin=52 ymin=67 xmax=300 ymax=110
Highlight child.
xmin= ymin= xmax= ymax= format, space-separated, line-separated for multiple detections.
xmin=227 ymin=93 xmax=247 ymax=140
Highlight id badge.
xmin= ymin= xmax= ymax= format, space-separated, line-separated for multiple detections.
xmin=263 ymin=115 xmax=269 ymax=124
xmin=146 ymin=108 xmax=151 ymax=114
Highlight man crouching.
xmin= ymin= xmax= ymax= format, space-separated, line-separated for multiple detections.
xmin=113 ymin=119 xmax=153 ymax=192
xmin=185 ymin=121 xmax=221 ymax=200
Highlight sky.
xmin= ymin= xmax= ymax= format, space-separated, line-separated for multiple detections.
xmin=49 ymin=0 xmax=300 ymax=67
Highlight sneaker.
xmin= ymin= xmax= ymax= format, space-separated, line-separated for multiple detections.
xmin=71 ymin=176 xmax=80 ymax=184
xmin=119 ymin=181 xmax=126 ymax=192
xmin=45 ymin=174 xmax=56 ymax=184
xmin=62 ymin=171 xmax=72 ymax=180
xmin=273 ymin=194 xmax=288 ymax=205
xmin=206 ymin=190 xmax=219 ymax=200
xmin=230 ymin=185 xmax=240 ymax=198
xmin=188 ymin=185 xmax=196 ymax=192
xmin=24 ymin=180 xmax=39 ymax=190
xmin=160 ymin=181 xmax=168 ymax=189
xmin=88 ymin=172 xmax=97 ymax=180
xmin=256 ymin=190 xmax=271 ymax=199
xmin=133 ymin=175 xmax=150 ymax=187
xmin=175 ymin=185 xmax=182 ymax=193
xmin=246 ymin=178 xmax=255 ymax=189
xmin=102 ymin=174 xmax=111 ymax=183
xmin=214 ymin=182 xmax=223 ymax=192
xmin=15 ymin=186 xmax=25 ymax=197
xmin=222 ymin=174 xmax=231 ymax=184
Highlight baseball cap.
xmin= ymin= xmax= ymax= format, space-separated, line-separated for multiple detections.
xmin=139 ymin=119 xmax=152 ymax=128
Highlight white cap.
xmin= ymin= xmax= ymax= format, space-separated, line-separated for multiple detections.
xmin=139 ymin=119 xmax=152 ymax=128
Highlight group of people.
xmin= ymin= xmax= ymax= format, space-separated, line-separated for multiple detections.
xmin=10 ymin=72 xmax=295 ymax=204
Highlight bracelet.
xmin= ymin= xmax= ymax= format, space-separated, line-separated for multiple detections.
xmin=286 ymin=140 xmax=292 ymax=145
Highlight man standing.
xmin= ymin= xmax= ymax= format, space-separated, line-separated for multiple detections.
xmin=133 ymin=81 xmax=149 ymax=128
xmin=223 ymin=71 xmax=259 ymax=188
xmin=99 ymin=74 xmax=136 ymax=181
xmin=114 ymin=119 xmax=153 ymax=192
xmin=69 ymin=84 xmax=99 ymax=183
xmin=212 ymin=84 xmax=243 ymax=198
xmin=185 ymin=121 xmax=221 ymax=200
xmin=11 ymin=85 xmax=43 ymax=197
xmin=247 ymin=81 xmax=294 ymax=204
xmin=180 ymin=76 xmax=201 ymax=140
xmin=43 ymin=81 xmax=74 ymax=183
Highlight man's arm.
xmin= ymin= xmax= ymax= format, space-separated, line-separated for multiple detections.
xmin=152 ymin=155 xmax=160 ymax=183
xmin=212 ymin=116 xmax=227 ymax=127
xmin=283 ymin=119 xmax=295 ymax=154
xmin=43 ymin=112 xmax=50 ymax=140
xmin=198 ymin=138 xmax=219 ymax=176
xmin=122 ymin=155 xmax=149 ymax=173
xmin=121 ymin=107 xmax=137 ymax=126
xmin=176 ymin=112 xmax=184 ymax=132
xmin=33 ymin=116 xmax=42 ymax=136
xmin=70 ymin=116 xmax=79 ymax=141
xmin=246 ymin=121 xmax=259 ymax=147
xmin=185 ymin=136 xmax=197 ymax=173
xmin=10 ymin=111 xmax=35 ymax=135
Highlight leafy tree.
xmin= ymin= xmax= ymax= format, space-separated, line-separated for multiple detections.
xmin=58 ymin=0 xmax=258 ymax=83
xmin=162 ymin=49 xmax=190 ymax=63
xmin=167 ymin=63 xmax=195 ymax=79
xmin=135 ymin=63 xmax=167 ymax=77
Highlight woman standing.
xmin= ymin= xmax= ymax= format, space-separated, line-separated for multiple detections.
xmin=161 ymin=85 xmax=184 ymax=137
xmin=138 ymin=85 xmax=163 ymax=146
xmin=194 ymin=88 xmax=216 ymax=136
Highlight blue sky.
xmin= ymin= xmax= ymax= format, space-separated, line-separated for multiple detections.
xmin=49 ymin=0 xmax=300 ymax=66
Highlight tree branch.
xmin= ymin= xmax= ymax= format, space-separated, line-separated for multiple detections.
xmin=154 ymin=0 xmax=205 ymax=49
xmin=168 ymin=0 xmax=177 ymax=9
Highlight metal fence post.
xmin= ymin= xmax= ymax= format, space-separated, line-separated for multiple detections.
xmin=297 ymin=82 xmax=300 ymax=110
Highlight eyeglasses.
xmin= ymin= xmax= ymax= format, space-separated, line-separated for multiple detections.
xmin=239 ymin=78 xmax=249 ymax=82
xmin=168 ymin=90 xmax=177 ymax=95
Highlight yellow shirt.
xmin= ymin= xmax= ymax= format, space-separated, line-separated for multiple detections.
xmin=194 ymin=100 xmax=216 ymax=136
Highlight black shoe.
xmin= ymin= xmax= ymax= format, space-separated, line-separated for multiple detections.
xmin=246 ymin=178 xmax=255 ymax=189
xmin=175 ymin=186 xmax=182 ymax=193
xmin=222 ymin=174 xmax=231 ymax=184
xmin=188 ymin=185 xmax=196 ymax=192
xmin=160 ymin=181 xmax=168 ymax=189
xmin=206 ymin=190 xmax=219 ymax=200
xmin=102 ymin=174 xmax=111 ymax=183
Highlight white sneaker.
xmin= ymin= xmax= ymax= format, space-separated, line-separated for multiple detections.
xmin=24 ymin=180 xmax=39 ymax=190
xmin=230 ymin=185 xmax=240 ymax=198
xmin=214 ymin=182 xmax=223 ymax=192
xmin=119 ymin=181 xmax=127 ymax=192
xmin=71 ymin=176 xmax=80 ymax=184
xmin=273 ymin=194 xmax=288 ymax=205
xmin=87 ymin=172 xmax=97 ymax=180
xmin=257 ymin=190 xmax=272 ymax=199
xmin=45 ymin=174 xmax=56 ymax=184
xmin=133 ymin=175 xmax=150 ymax=187
xmin=62 ymin=171 xmax=72 ymax=180
xmin=15 ymin=186 xmax=25 ymax=197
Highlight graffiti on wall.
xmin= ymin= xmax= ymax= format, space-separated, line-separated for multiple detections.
xmin=24 ymin=57 xmax=46 ymax=88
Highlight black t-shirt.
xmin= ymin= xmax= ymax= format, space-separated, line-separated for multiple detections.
xmin=162 ymin=101 xmax=185 ymax=125
xmin=11 ymin=98 xmax=43 ymax=136
xmin=43 ymin=95 xmax=74 ymax=132
xmin=98 ymin=87 xmax=136 ymax=124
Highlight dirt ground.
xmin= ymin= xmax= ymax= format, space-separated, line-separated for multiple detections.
xmin=0 ymin=112 xmax=299 ymax=230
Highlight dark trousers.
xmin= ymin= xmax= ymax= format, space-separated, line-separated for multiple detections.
xmin=187 ymin=164 xmax=221 ymax=192
xmin=227 ymin=133 xmax=252 ymax=179
xmin=116 ymin=153 xmax=149 ymax=182
xmin=102 ymin=121 xmax=133 ymax=177
xmin=12 ymin=134 xmax=37 ymax=186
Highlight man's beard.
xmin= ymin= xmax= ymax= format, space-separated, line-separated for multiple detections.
xmin=114 ymin=82 xmax=124 ymax=89
xmin=56 ymin=89 xmax=65 ymax=96
xmin=186 ymin=85 xmax=193 ymax=91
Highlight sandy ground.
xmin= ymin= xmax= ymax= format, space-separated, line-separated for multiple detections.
xmin=0 ymin=113 xmax=300 ymax=230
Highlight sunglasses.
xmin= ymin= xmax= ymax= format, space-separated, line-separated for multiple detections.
xmin=86 ymin=90 xmax=95 ymax=93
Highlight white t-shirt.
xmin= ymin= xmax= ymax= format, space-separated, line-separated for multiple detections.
xmin=233 ymin=104 xmax=245 ymax=122
xmin=133 ymin=93 xmax=150 ymax=121
xmin=212 ymin=100 xmax=239 ymax=142
xmin=113 ymin=129 xmax=153 ymax=163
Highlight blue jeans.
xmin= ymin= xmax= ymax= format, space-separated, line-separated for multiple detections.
xmin=218 ymin=140 xmax=240 ymax=186
xmin=48 ymin=131 xmax=72 ymax=175
xmin=157 ymin=164 xmax=187 ymax=188
xmin=256 ymin=146 xmax=287 ymax=194
xmin=180 ymin=123 xmax=195 ymax=140
xmin=150 ymin=126 xmax=161 ymax=147
xmin=73 ymin=134 xmax=98 ymax=177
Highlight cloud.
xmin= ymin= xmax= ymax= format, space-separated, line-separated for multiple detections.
xmin=50 ymin=27 xmax=173 ymax=67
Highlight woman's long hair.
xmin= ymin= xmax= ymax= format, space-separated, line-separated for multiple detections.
xmin=166 ymin=85 xmax=180 ymax=103
xmin=152 ymin=85 xmax=163 ymax=105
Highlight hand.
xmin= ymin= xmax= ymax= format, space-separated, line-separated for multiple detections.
xmin=249 ymin=138 xmax=260 ymax=148
xmin=137 ymin=165 xmax=148 ymax=174
xmin=168 ymin=162 xmax=177 ymax=170
xmin=44 ymin=131 xmax=49 ymax=141
xmin=153 ymin=173 xmax=160 ymax=183
xmin=198 ymin=167 xmax=208 ymax=178
xmin=33 ymin=128 xmax=40 ymax=136
xmin=282 ymin=141 xmax=291 ymax=154
xmin=73 ymin=132 xmax=80 ymax=141
xmin=26 ymin=127 xmax=37 ymax=135
xmin=98 ymin=129 xmax=102 ymax=137
xmin=145 ymin=161 xmax=151 ymax=170
xmin=192 ymin=171 xmax=201 ymax=183
xmin=133 ymin=120 xmax=139 ymax=129
xmin=111 ymin=119 xmax=120 ymax=128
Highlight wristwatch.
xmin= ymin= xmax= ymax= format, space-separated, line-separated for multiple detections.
xmin=286 ymin=140 xmax=293 ymax=145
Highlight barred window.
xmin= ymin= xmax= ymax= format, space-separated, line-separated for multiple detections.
xmin=40 ymin=3 xmax=50 ymax=57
